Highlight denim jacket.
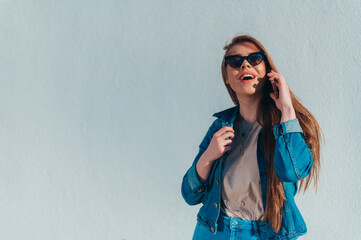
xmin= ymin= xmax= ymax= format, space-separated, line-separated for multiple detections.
xmin=181 ymin=106 xmax=313 ymax=240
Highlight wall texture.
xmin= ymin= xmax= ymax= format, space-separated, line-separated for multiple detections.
xmin=0 ymin=0 xmax=360 ymax=239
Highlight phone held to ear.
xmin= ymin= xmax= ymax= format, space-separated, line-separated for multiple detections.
xmin=271 ymin=80 xmax=279 ymax=99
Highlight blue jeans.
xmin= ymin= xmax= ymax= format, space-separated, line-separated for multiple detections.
xmin=192 ymin=214 xmax=267 ymax=240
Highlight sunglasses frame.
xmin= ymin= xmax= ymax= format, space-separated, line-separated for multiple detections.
xmin=225 ymin=52 xmax=266 ymax=68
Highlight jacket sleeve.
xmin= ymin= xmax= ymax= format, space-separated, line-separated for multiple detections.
xmin=273 ymin=118 xmax=313 ymax=182
xmin=181 ymin=119 xmax=218 ymax=206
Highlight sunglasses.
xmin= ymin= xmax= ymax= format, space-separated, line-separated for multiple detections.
xmin=224 ymin=52 xmax=266 ymax=68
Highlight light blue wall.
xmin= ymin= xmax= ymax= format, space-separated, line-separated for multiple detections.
xmin=1 ymin=0 xmax=360 ymax=239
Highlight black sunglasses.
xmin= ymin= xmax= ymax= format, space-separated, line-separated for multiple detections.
xmin=224 ymin=52 xmax=266 ymax=68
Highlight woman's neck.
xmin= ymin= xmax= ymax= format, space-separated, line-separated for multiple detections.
xmin=236 ymin=93 xmax=262 ymax=124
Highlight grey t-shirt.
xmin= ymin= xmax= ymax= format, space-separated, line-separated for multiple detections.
xmin=221 ymin=115 xmax=264 ymax=220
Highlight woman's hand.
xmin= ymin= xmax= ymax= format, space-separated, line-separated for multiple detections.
xmin=267 ymin=70 xmax=296 ymax=122
xmin=204 ymin=126 xmax=235 ymax=161
xmin=196 ymin=126 xmax=234 ymax=182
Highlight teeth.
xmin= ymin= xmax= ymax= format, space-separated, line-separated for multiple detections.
xmin=242 ymin=74 xmax=255 ymax=80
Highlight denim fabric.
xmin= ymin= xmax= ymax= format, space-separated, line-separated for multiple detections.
xmin=193 ymin=214 xmax=268 ymax=240
xmin=181 ymin=106 xmax=312 ymax=240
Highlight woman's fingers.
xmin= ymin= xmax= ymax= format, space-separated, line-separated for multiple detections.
xmin=221 ymin=131 xmax=235 ymax=140
xmin=224 ymin=139 xmax=233 ymax=146
xmin=214 ymin=126 xmax=234 ymax=138
xmin=268 ymin=71 xmax=291 ymax=96
xmin=214 ymin=127 xmax=234 ymax=149
xmin=206 ymin=126 xmax=236 ymax=161
xmin=267 ymin=71 xmax=284 ymax=85
xmin=270 ymin=92 xmax=276 ymax=101
xmin=224 ymin=145 xmax=232 ymax=152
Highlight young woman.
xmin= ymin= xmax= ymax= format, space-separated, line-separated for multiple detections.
xmin=181 ymin=35 xmax=322 ymax=240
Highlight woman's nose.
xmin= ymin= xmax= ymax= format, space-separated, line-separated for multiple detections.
xmin=240 ymin=59 xmax=251 ymax=69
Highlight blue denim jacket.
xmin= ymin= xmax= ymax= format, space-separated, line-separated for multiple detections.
xmin=181 ymin=106 xmax=313 ymax=239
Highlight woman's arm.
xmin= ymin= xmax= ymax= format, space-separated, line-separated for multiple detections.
xmin=273 ymin=119 xmax=313 ymax=182
xmin=181 ymin=120 xmax=234 ymax=205
xmin=181 ymin=121 xmax=216 ymax=205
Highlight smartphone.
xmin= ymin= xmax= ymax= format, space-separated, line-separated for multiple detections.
xmin=271 ymin=80 xmax=279 ymax=99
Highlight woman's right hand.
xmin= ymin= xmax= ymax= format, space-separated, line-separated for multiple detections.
xmin=196 ymin=126 xmax=235 ymax=183
xmin=204 ymin=126 xmax=235 ymax=162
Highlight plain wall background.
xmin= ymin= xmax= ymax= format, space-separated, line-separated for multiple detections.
xmin=1 ymin=0 xmax=360 ymax=239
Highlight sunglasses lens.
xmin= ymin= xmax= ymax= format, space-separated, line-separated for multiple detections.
xmin=227 ymin=56 xmax=242 ymax=68
xmin=248 ymin=53 xmax=263 ymax=66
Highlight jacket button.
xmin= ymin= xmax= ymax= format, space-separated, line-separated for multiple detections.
xmin=197 ymin=188 xmax=204 ymax=193
xmin=210 ymin=227 xmax=215 ymax=233
xmin=214 ymin=203 xmax=218 ymax=208
xmin=216 ymin=180 xmax=219 ymax=186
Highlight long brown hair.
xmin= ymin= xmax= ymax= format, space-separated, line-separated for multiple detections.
xmin=221 ymin=34 xmax=322 ymax=232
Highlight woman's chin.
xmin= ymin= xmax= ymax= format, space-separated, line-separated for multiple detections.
xmin=234 ymin=89 xmax=263 ymax=99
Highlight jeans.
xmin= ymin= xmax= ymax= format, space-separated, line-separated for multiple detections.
xmin=192 ymin=214 xmax=267 ymax=240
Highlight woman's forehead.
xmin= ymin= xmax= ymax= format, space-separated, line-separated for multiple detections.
xmin=227 ymin=42 xmax=261 ymax=55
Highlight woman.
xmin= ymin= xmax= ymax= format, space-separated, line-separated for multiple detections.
xmin=181 ymin=35 xmax=322 ymax=240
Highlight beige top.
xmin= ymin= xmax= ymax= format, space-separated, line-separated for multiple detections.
xmin=221 ymin=115 xmax=264 ymax=220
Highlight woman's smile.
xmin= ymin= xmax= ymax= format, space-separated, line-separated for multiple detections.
xmin=238 ymin=71 xmax=257 ymax=82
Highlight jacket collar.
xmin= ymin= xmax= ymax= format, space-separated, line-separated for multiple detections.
xmin=212 ymin=105 xmax=239 ymax=124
